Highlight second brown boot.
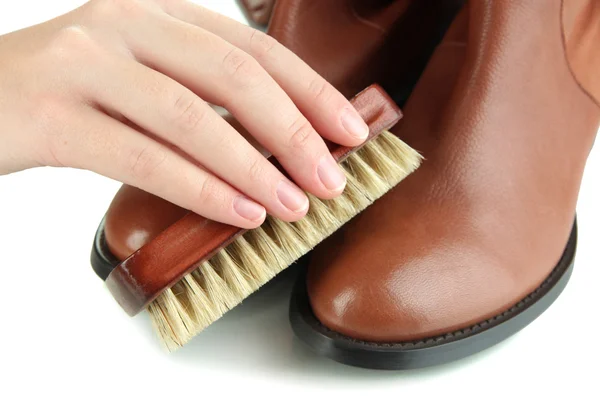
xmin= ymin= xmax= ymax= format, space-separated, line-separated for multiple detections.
xmin=290 ymin=0 xmax=600 ymax=370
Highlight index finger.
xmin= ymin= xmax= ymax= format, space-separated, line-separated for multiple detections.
xmin=156 ymin=1 xmax=370 ymax=147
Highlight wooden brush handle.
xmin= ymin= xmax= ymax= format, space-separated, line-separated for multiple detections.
xmin=106 ymin=84 xmax=403 ymax=316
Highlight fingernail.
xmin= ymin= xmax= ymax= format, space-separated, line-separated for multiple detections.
xmin=318 ymin=155 xmax=346 ymax=192
xmin=341 ymin=107 xmax=369 ymax=140
xmin=234 ymin=196 xmax=266 ymax=222
xmin=277 ymin=181 xmax=309 ymax=213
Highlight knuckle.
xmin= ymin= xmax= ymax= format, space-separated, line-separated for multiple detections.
xmin=45 ymin=26 xmax=98 ymax=64
xmin=129 ymin=145 xmax=167 ymax=180
xmin=246 ymin=157 xmax=266 ymax=183
xmin=287 ymin=117 xmax=315 ymax=150
xmin=34 ymin=99 xmax=71 ymax=167
xmin=45 ymin=137 xmax=69 ymax=168
xmin=221 ymin=48 xmax=263 ymax=87
xmin=171 ymin=92 xmax=208 ymax=136
xmin=44 ymin=128 xmax=70 ymax=168
xmin=307 ymin=78 xmax=334 ymax=104
xmin=45 ymin=135 xmax=70 ymax=168
xmin=195 ymin=175 xmax=221 ymax=205
xmin=248 ymin=30 xmax=278 ymax=60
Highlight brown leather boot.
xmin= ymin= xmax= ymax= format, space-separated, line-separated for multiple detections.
xmin=91 ymin=0 xmax=462 ymax=278
xmin=268 ymin=0 xmax=463 ymax=100
xmin=290 ymin=0 xmax=600 ymax=370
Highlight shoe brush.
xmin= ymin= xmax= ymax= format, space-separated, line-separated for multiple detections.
xmin=103 ymin=85 xmax=422 ymax=350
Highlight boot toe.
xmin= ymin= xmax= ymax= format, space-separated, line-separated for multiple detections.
xmin=306 ymin=232 xmax=521 ymax=343
xmin=104 ymin=185 xmax=187 ymax=261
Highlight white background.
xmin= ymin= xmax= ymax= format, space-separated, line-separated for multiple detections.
xmin=0 ymin=1 xmax=598 ymax=399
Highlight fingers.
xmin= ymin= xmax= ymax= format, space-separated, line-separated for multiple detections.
xmin=157 ymin=1 xmax=369 ymax=146
xmin=85 ymin=56 xmax=310 ymax=222
xmin=52 ymin=105 xmax=267 ymax=229
xmin=121 ymin=9 xmax=347 ymax=199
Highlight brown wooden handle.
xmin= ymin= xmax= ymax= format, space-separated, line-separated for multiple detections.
xmin=106 ymin=84 xmax=403 ymax=316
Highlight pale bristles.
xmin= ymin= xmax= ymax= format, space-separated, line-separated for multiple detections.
xmin=147 ymin=131 xmax=423 ymax=351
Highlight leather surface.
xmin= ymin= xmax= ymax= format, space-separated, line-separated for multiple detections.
xmin=269 ymin=0 xmax=463 ymax=99
xmin=106 ymin=85 xmax=404 ymax=316
xmin=102 ymin=0 xmax=462 ymax=263
xmin=306 ymin=0 xmax=600 ymax=343
xmin=105 ymin=186 xmax=188 ymax=261
xmin=563 ymin=0 xmax=600 ymax=106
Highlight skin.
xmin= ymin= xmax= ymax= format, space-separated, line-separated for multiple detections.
xmin=0 ymin=0 xmax=369 ymax=229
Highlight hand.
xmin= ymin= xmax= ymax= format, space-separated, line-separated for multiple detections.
xmin=0 ymin=0 xmax=369 ymax=228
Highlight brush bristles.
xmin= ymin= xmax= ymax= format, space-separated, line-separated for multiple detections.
xmin=148 ymin=131 xmax=423 ymax=351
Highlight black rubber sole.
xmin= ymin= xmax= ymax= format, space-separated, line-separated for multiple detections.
xmin=90 ymin=217 xmax=119 ymax=281
xmin=289 ymin=222 xmax=577 ymax=370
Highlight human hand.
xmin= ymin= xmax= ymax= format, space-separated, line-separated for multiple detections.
xmin=0 ymin=0 xmax=369 ymax=228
